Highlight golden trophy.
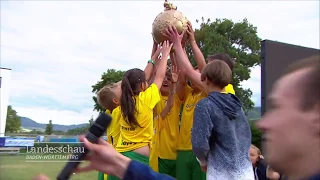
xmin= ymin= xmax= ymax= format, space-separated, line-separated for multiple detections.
xmin=152 ymin=0 xmax=189 ymax=44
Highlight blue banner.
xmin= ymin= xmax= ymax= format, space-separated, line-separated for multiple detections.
xmin=0 ymin=137 xmax=35 ymax=147
xmin=0 ymin=138 xmax=5 ymax=147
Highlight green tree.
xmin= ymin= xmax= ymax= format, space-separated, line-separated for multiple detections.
xmin=66 ymin=127 xmax=85 ymax=135
xmin=89 ymin=116 xmax=94 ymax=126
xmin=92 ymin=69 xmax=125 ymax=112
xmin=84 ymin=116 xmax=94 ymax=132
xmin=249 ymin=120 xmax=263 ymax=149
xmin=45 ymin=120 xmax=53 ymax=135
xmin=5 ymin=105 xmax=21 ymax=133
xmin=186 ymin=18 xmax=261 ymax=113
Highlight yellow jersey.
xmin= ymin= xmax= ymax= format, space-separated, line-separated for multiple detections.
xmin=178 ymin=85 xmax=206 ymax=150
xmin=149 ymin=115 xmax=163 ymax=172
xmin=104 ymin=109 xmax=112 ymax=180
xmin=108 ymin=106 xmax=121 ymax=147
xmin=116 ymin=83 xmax=160 ymax=152
xmin=224 ymin=84 xmax=235 ymax=95
xmin=154 ymin=94 xmax=182 ymax=160
xmin=105 ymin=110 xmax=113 ymax=144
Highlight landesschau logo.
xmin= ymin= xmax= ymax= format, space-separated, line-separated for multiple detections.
xmin=27 ymin=145 xmax=85 ymax=154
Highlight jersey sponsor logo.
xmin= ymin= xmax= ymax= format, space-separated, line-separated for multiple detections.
xmin=121 ymin=140 xmax=137 ymax=146
xmin=121 ymin=126 xmax=135 ymax=131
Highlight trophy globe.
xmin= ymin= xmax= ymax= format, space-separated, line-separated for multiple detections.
xmin=152 ymin=0 xmax=189 ymax=45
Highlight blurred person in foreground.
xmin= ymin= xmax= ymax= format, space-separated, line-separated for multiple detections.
xmin=256 ymin=55 xmax=320 ymax=180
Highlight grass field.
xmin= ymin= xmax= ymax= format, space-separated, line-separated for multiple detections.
xmin=0 ymin=155 xmax=98 ymax=180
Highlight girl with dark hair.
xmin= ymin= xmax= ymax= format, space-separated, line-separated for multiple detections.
xmin=107 ymin=41 xmax=173 ymax=180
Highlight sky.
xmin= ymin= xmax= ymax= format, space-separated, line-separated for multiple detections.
xmin=1 ymin=1 xmax=319 ymax=125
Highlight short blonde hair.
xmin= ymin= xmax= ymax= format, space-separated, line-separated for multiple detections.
xmin=201 ymin=60 xmax=232 ymax=89
xmin=250 ymin=144 xmax=262 ymax=155
xmin=97 ymin=81 xmax=121 ymax=111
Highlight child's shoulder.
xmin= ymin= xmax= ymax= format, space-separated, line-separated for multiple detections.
xmin=112 ymin=106 xmax=121 ymax=113
xmin=197 ymin=97 xmax=214 ymax=108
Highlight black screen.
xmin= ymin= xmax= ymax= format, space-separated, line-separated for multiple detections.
xmin=260 ymin=40 xmax=319 ymax=115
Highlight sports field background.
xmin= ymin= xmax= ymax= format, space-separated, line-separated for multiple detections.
xmin=0 ymin=155 xmax=97 ymax=180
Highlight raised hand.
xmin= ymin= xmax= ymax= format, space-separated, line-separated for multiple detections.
xmin=155 ymin=55 xmax=161 ymax=66
xmin=151 ymin=43 xmax=162 ymax=61
xmin=161 ymin=40 xmax=173 ymax=57
xmin=164 ymin=25 xmax=185 ymax=47
xmin=170 ymin=65 xmax=180 ymax=83
xmin=187 ymin=21 xmax=195 ymax=43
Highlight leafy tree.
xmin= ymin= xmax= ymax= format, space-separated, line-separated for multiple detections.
xmin=67 ymin=126 xmax=87 ymax=135
xmin=89 ymin=116 xmax=94 ymax=126
xmin=92 ymin=69 xmax=125 ymax=112
xmin=186 ymin=18 xmax=261 ymax=113
xmin=249 ymin=120 xmax=263 ymax=149
xmin=45 ymin=120 xmax=53 ymax=135
xmin=66 ymin=127 xmax=85 ymax=135
xmin=5 ymin=105 xmax=21 ymax=133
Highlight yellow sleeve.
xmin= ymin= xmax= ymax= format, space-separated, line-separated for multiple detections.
xmin=105 ymin=109 xmax=111 ymax=115
xmin=225 ymin=84 xmax=235 ymax=95
xmin=139 ymin=83 xmax=161 ymax=109
xmin=107 ymin=135 xmax=113 ymax=144
xmin=106 ymin=125 xmax=113 ymax=144
xmin=106 ymin=109 xmax=113 ymax=144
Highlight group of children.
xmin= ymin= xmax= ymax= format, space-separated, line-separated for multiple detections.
xmin=95 ymin=25 xmax=239 ymax=180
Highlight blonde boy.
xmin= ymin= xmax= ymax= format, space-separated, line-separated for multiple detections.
xmin=96 ymin=81 xmax=121 ymax=180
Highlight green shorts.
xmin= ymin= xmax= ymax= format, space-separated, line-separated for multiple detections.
xmin=97 ymin=172 xmax=104 ymax=180
xmin=176 ymin=150 xmax=206 ymax=180
xmin=158 ymin=158 xmax=176 ymax=178
xmin=107 ymin=151 xmax=149 ymax=180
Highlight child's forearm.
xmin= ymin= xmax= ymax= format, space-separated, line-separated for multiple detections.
xmin=160 ymin=83 xmax=176 ymax=119
xmin=190 ymin=41 xmax=206 ymax=72
xmin=167 ymin=83 xmax=176 ymax=107
xmin=144 ymin=61 xmax=154 ymax=81
xmin=145 ymin=42 xmax=158 ymax=81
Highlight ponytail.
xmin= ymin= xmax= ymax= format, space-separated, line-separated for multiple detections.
xmin=120 ymin=76 xmax=140 ymax=128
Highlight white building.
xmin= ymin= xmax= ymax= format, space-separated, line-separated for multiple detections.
xmin=0 ymin=68 xmax=12 ymax=137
